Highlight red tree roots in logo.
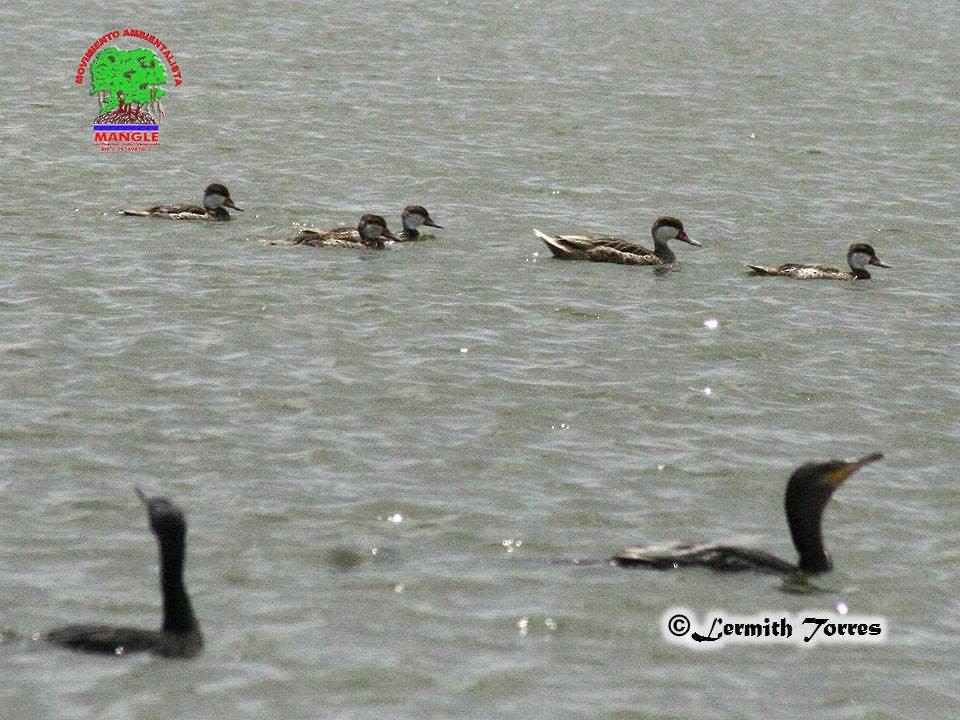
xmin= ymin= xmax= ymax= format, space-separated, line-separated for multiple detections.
xmin=95 ymin=91 xmax=158 ymax=124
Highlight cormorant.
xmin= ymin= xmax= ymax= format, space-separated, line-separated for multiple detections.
xmin=43 ymin=488 xmax=202 ymax=658
xmin=613 ymin=453 xmax=883 ymax=574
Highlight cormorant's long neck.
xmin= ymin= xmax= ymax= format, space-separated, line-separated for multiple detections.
xmin=158 ymin=528 xmax=198 ymax=633
xmin=652 ymin=236 xmax=676 ymax=264
xmin=786 ymin=495 xmax=831 ymax=573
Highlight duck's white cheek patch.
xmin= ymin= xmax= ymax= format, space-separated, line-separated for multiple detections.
xmin=205 ymin=193 xmax=226 ymax=209
xmin=407 ymin=213 xmax=425 ymax=227
xmin=849 ymin=252 xmax=870 ymax=268
xmin=654 ymin=227 xmax=678 ymax=242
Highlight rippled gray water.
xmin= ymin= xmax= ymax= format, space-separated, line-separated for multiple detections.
xmin=2 ymin=1 xmax=959 ymax=718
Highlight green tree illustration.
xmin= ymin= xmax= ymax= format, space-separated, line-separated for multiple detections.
xmin=90 ymin=47 xmax=168 ymax=123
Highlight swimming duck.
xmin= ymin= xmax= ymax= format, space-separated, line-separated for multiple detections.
xmin=613 ymin=453 xmax=883 ymax=574
xmin=745 ymin=243 xmax=891 ymax=280
xmin=269 ymin=214 xmax=400 ymax=250
xmin=43 ymin=488 xmax=202 ymax=658
xmin=396 ymin=205 xmax=444 ymax=241
xmin=534 ymin=216 xmax=700 ymax=265
xmin=120 ymin=183 xmax=242 ymax=221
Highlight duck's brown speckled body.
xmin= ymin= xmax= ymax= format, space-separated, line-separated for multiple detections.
xmin=270 ymin=214 xmax=399 ymax=250
xmin=745 ymin=243 xmax=891 ymax=280
xmin=120 ymin=183 xmax=242 ymax=221
xmin=534 ymin=216 xmax=699 ymax=265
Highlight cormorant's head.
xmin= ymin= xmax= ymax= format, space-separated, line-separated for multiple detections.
xmin=787 ymin=452 xmax=883 ymax=509
xmin=135 ymin=487 xmax=186 ymax=537
xmin=785 ymin=453 xmax=883 ymax=572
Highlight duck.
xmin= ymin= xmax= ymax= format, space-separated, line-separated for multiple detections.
xmin=612 ymin=453 xmax=883 ymax=574
xmin=269 ymin=214 xmax=400 ymax=250
xmin=745 ymin=243 xmax=891 ymax=280
xmin=120 ymin=183 xmax=242 ymax=221
xmin=534 ymin=216 xmax=700 ymax=265
xmin=395 ymin=205 xmax=444 ymax=241
xmin=43 ymin=488 xmax=202 ymax=658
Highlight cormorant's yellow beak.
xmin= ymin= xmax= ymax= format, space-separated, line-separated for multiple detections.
xmin=827 ymin=452 xmax=884 ymax=485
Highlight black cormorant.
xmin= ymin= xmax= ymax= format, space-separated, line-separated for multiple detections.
xmin=43 ymin=488 xmax=202 ymax=658
xmin=613 ymin=453 xmax=883 ymax=574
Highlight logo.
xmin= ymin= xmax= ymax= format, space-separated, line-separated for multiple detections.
xmin=75 ymin=29 xmax=183 ymax=152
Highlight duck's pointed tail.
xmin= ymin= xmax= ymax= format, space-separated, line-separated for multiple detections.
xmin=534 ymin=229 xmax=572 ymax=259
xmin=742 ymin=262 xmax=777 ymax=275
